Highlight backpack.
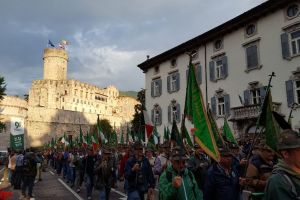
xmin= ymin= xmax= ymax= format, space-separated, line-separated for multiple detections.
xmin=23 ymin=157 xmax=32 ymax=173
xmin=278 ymin=170 xmax=300 ymax=199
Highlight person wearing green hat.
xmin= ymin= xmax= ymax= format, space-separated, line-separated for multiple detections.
xmin=159 ymin=146 xmax=203 ymax=200
xmin=265 ymin=129 xmax=300 ymax=200
xmin=94 ymin=147 xmax=114 ymax=200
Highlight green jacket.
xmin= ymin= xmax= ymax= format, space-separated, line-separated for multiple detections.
xmin=159 ymin=165 xmax=203 ymax=200
xmin=264 ymin=159 xmax=300 ymax=200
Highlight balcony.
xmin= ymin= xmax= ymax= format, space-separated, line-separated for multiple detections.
xmin=229 ymin=102 xmax=282 ymax=121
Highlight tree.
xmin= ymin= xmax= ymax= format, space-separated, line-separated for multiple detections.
xmin=0 ymin=76 xmax=6 ymax=101
xmin=0 ymin=76 xmax=6 ymax=131
xmin=131 ymin=89 xmax=145 ymax=141
xmin=90 ymin=118 xmax=113 ymax=141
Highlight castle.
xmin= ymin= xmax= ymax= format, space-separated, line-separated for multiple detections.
xmin=0 ymin=47 xmax=138 ymax=149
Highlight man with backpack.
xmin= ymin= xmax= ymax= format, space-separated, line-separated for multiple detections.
xmin=265 ymin=129 xmax=300 ymax=200
xmin=159 ymin=146 xmax=203 ymax=200
xmin=21 ymin=149 xmax=37 ymax=199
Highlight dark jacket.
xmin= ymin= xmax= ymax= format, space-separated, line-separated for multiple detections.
xmin=94 ymin=157 xmax=114 ymax=189
xmin=82 ymin=155 xmax=96 ymax=177
xmin=23 ymin=152 xmax=37 ymax=177
xmin=124 ymin=155 xmax=155 ymax=193
xmin=204 ymin=163 xmax=240 ymax=200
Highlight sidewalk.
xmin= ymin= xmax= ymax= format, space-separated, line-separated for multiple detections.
xmin=0 ymin=169 xmax=77 ymax=200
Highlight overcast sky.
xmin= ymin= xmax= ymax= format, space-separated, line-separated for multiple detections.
xmin=0 ymin=0 xmax=266 ymax=96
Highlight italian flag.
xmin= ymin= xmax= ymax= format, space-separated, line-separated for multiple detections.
xmin=79 ymin=126 xmax=88 ymax=148
xmin=143 ymin=110 xmax=154 ymax=138
xmin=91 ymin=134 xmax=98 ymax=152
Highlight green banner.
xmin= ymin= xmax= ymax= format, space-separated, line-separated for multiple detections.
xmin=10 ymin=134 xmax=24 ymax=150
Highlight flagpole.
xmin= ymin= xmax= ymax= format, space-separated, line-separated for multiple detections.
xmin=243 ymin=72 xmax=276 ymax=176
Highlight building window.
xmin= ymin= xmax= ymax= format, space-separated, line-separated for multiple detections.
xmin=290 ymin=30 xmax=300 ymax=56
xmin=65 ymin=90 xmax=67 ymax=95
xmin=167 ymin=72 xmax=180 ymax=93
xmin=211 ymin=93 xmax=230 ymax=117
xmin=287 ymin=4 xmax=299 ymax=18
xmin=74 ymin=89 xmax=77 ymax=96
xmin=245 ymin=24 xmax=256 ymax=37
xmin=244 ymin=85 xmax=266 ymax=105
xmin=215 ymin=60 xmax=223 ymax=79
xmin=214 ymin=39 xmax=223 ymax=51
xmin=209 ymin=56 xmax=228 ymax=82
xmin=244 ymin=42 xmax=260 ymax=70
xmin=250 ymin=89 xmax=261 ymax=105
xmin=151 ymin=105 xmax=162 ymax=125
xmin=151 ymin=78 xmax=162 ymax=97
xmin=217 ymin=97 xmax=225 ymax=116
xmin=168 ymin=100 xmax=181 ymax=123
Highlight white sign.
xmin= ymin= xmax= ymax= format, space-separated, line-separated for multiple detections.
xmin=10 ymin=117 xmax=24 ymax=136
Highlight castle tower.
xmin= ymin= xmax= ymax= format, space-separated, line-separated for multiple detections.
xmin=43 ymin=48 xmax=68 ymax=80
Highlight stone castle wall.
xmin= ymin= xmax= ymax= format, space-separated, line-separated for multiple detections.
xmin=0 ymin=96 xmax=28 ymax=150
xmin=0 ymin=47 xmax=138 ymax=148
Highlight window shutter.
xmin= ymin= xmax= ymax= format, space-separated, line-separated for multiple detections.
xmin=281 ymin=33 xmax=290 ymax=60
xmin=158 ymin=79 xmax=162 ymax=96
xmin=209 ymin=61 xmax=215 ymax=82
xmin=221 ymin=56 xmax=228 ymax=79
xmin=176 ymin=73 xmax=180 ymax=92
xmin=151 ymin=108 xmax=155 ymax=124
xmin=286 ymin=80 xmax=295 ymax=107
xmin=158 ymin=107 xmax=162 ymax=125
xmin=168 ymin=105 xmax=172 ymax=123
xmin=196 ymin=64 xmax=202 ymax=84
xmin=260 ymin=86 xmax=266 ymax=102
xmin=176 ymin=103 xmax=181 ymax=123
xmin=211 ymin=96 xmax=217 ymax=116
xmin=244 ymin=90 xmax=251 ymax=105
xmin=167 ymin=75 xmax=171 ymax=93
xmin=246 ymin=45 xmax=258 ymax=69
xmin=224 ymin=94 xmax=230 ymax=116
xmin=151 ymin=81 xmax=154 ymax=97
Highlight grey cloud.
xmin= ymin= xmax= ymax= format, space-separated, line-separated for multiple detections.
xmin=0 ymin=0 xmax=266 ymax=96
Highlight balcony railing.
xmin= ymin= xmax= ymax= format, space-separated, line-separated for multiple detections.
xmin=229 ymin=102 xmax=281 ymax=121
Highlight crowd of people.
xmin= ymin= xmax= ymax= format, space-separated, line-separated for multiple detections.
xmin=4 ymin=129 xmax=300 ymax=200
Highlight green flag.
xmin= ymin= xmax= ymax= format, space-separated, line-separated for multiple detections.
xmin=120 ymin=129 xmax=124 ymax=144
xmin=257 ymin=90 xmax=280 ymax=152
xmin=182 ymin=124 xmax=193 ymax=147
xmin=207 ymin=109 xmax=225 ymax=147
xmin=86 ymin=132 xmax=92 ymax=146
xmin=51 ymin=138 xmax=55 ymax=148
xmin=185 ymin=63 xmax=220 ymax=161
xmin=167 ymin=126 xmax=171 ymax=141
xmin=171 ymin=119 xmax=182 ymax=147
xmin=110 ymin=129 xmax=118 ymax=146
xmin=163 ymin=126 xmax=169 ymax=142
xmin=223 ymin=118 xmax=237 ymax=144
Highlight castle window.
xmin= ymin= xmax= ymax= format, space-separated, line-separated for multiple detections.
xmin=65 ymin=90 xmax=67 ymax=95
